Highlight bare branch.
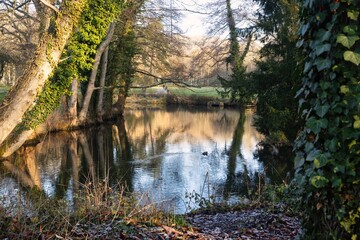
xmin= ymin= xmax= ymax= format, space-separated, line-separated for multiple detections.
xmin=39 ymin=0 xmax=59 ymax=14
xmin=134 ymin=69 xmax=200 ymax=89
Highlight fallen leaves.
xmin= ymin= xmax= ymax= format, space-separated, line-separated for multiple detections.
xmin=185 ymin=206 xmax=301 ymax=239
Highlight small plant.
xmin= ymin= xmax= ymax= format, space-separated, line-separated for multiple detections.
xmin=184 ymin=172 xmax=220 ymax=212
xmin=185 ymin=190 xmax=215 ymax=211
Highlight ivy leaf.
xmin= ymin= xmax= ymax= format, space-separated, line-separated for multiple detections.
xmin=303 ymin=61 xmax=312 ymax=73
xmin=336 ymin=34 xmax=359 ymax=49
xmin=294 ymin=155 xmax=305 ymax=169
xmin=319 ymin=81 xmax=331 ymax=90
xmin=344 ymin=51 xmax=360 ymax=66
xmin=315 ymin=43 xmax=331 ymax=56
xmin=332 ymin=178 xmax=342 ymax=189
xmin=340 ymin=85 xmax=350 ymax=94
xmin=347 ymin=10 xmax=359 ymax=21
xmin=354 ymin=120 xmax=360 ymax=129
xmin=314 ymin=58 xmax=331 ymax=71
xmin=296 ymin=39 xmax=304 ymax=48
xmin=306 ymin=149 xmax=320 ymax=161
xmin=334 ymin=165 xmax=345 ymax=174
xmin=305 ymin=142 xmax=314 ymax=152
xmin=343 ymin=25 xmax=358 ymax=35
xmin=315 ymin=28 xmax=332 ymax=42
xmin=300 ymin=22 xmax=310 ymax=36
xmin=314 ymin=154 xmax=329 ymax=168
xmin=315 ymin=103 xmax=330 ymax=117
xmin=311 ymin=175 xmax=329 ymax=188
xmin=325 ymin=138 xmax=338 ymax=152
xmin=306 ymin=117 xmax=328 ymax=134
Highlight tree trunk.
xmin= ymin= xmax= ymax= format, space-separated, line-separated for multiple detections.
xmin=114 ymin=92 xmax=127 ymax=116
xmin=69 ymin=133 xmax=80 ymax=192
xmin=68 ymin=78 xmax=78 ymax=119
xmin=96 ymin=46 xmax=109 ymax=122
xmin=78 ymin=22 xmax=115 ymax=123
xmin=226 ymin=0 xmax=240 ymax=68
xmin=1 ymin=129 xmax=34 ymax=158
xmin=0 ymin=0 xmax=87 ymax=146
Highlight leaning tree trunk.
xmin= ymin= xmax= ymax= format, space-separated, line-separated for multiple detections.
xmin=0 ymin=0 xmax=87 ymax=146
xmin=1 ymin=129 xmax=34 ymax=158
xmin=96 ymin=46 xmax=109 ymax=122
xmin=78 ymin=22 xmax=115 ymax=123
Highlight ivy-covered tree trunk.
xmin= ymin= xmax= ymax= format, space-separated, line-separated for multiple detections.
xmin=0 ymin=0 xmax=87 ymax=146
xmin=106 ymin=0 xmax=145 ymax=117
xmin=0 ymin=0 xmax=124 ymax=158
xmin=295 ymin=0 xmax=360 ymax=238
xmin=218 ymin=0 xmax=252 ymax=104
xmin=226 ymin=0 xmax=240 ymax=68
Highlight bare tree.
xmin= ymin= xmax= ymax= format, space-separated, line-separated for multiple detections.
xmin=130 ymin=0 xmax=190 ymax=87
xmin=0 ymin=0 xmax=41 ymax=84
xmin=186 ymin=0 xmax=258 ymax=87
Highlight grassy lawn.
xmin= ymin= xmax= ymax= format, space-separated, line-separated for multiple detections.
xmin=0 ymin=86 xmax=226 ymax=104
xmin=130 ymin=86 xmax=224 ymax=98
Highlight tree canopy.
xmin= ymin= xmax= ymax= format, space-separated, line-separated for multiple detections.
xmin=250 ymin=0 xmax=302 ymax=144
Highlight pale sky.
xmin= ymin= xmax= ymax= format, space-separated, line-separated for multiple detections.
xmin=180 ymin=9 xmax=207 ymax=37
xmin=181 ymin=14 xmax=206 ymax=37
xmin=179 ymin=0 xmax=247 ymax=37
xmin=177 ymin=0 xmax=209 ymax=37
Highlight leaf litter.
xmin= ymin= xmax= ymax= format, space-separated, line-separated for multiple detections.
xmin=68 ymin=205 xmax=301 ymax=239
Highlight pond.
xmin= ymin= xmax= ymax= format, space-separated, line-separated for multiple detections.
xmin=0 ymin=106 xmax=293 ymax=214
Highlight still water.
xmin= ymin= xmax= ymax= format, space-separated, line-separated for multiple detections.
xmin=0 ymin=107 xmax=292 ymax=213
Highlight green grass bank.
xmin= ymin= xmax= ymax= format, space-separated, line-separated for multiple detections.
xmin=127 ymin=86 xmax=236 ymax=109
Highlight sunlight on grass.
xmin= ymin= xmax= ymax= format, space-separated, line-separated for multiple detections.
xmin=129 ymin=86 xmax=224 ymax=98
xmin=0 ymin=178 xmax=189 ymax=239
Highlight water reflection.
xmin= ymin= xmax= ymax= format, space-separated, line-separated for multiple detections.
xmin=0 ymin=107 xmax=290 ymax=213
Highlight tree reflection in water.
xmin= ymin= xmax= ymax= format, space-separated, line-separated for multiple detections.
xmin=0 ymin=107 xmax=293 ymax=213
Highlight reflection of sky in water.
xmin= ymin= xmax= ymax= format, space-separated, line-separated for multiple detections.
xmin=0 ymin=108 xmax=266 ymax=214
xmin=0 ymin=178 xmax=19 ymax=208
xmin=128 ymin=109 xmax=264 ymax=213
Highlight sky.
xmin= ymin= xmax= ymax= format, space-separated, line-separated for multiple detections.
xmin=180 ymin=8 xmax=207 ymax=36
xmin=178 ymin=0 xmax=246 ymax=37
xmin=181 ymin=13 xmax=206 ymax=37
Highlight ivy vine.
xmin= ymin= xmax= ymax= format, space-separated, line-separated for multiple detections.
xmin=295 ymin=0 xmax=360 ymax=238
xmin=22 ymin=0 xmax=123 ymax=129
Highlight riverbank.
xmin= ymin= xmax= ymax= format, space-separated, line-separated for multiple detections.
xmin=0 ymin=195 xmax=301 ymax=239
xmin=1 ymin=88 xmax=301 ymax=239
xmin=125 ymin=92 xmax=239 ymax=110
